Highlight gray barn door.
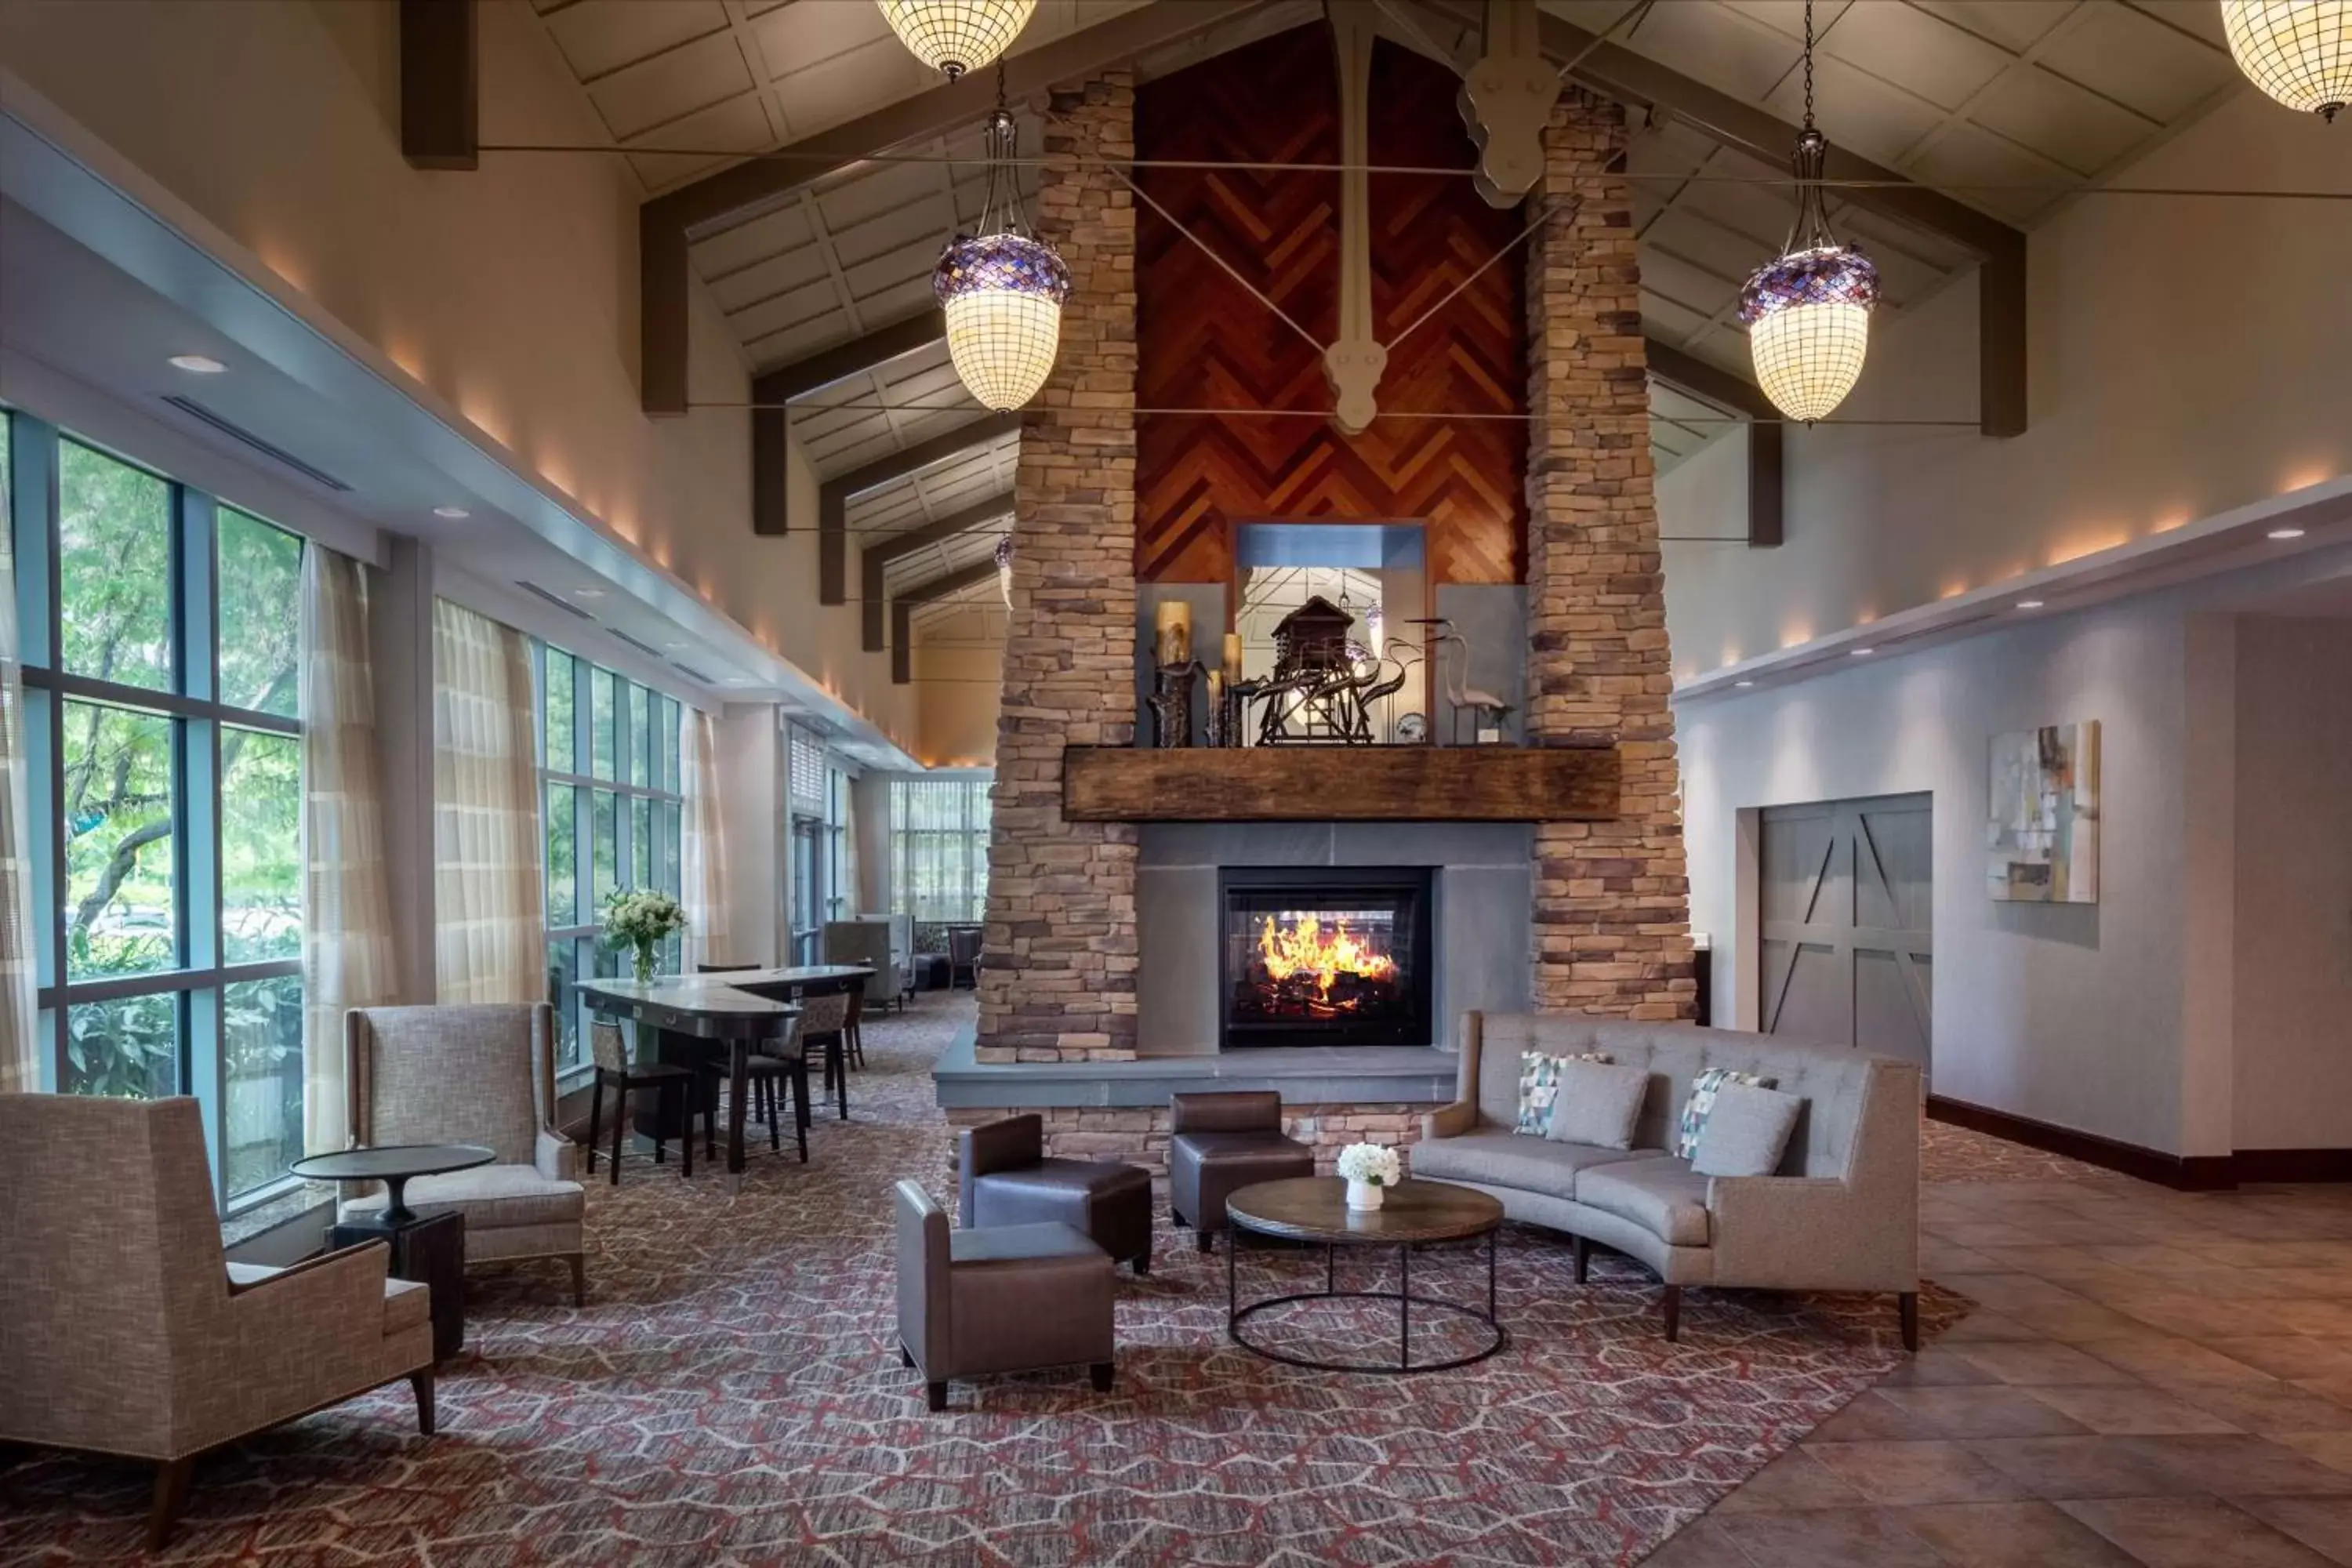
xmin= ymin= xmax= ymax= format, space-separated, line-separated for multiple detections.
xmin=1758 ymin=794 xmax=1932 ymax=1068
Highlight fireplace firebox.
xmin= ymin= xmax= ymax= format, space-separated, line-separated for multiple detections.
xmin=1218 ymin=867 xmax=1434 ymax=1049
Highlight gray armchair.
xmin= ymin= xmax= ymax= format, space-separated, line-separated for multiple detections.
xmin=894 ymin=1181 xmax=1116 ymax=1411
xmin=0 ymin=1095 xmax=434 ymax=1550
xmin=823 ymin=917 xmax=908 ymax=1013
xmin=343 ymin=1002 xmax=587 ymax=1302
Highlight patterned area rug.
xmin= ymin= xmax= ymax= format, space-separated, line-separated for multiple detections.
xmin=1 ymin=1000 xmax=1952 ymax=1567
xmin=1921 ymin=1115 xmax=2123 ymax=1185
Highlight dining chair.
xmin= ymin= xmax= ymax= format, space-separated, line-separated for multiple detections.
xmin=584 ymin=1021 xmax=710 ymax=1183
xmin=696 ymin=963 xmax=808 ymax=1162
xmin=947 ymin=927 xmax=983 ymax=989
xmin=796 ymin=985 xmax=855 ymax=1123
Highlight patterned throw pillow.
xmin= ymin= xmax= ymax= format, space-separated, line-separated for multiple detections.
xmin=1515 ymin=1050 xmax=1613 ymax=1137
xmin=1675 ymin=1068 xmax=1777 ymax=1159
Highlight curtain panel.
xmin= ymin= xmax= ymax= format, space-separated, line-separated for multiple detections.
xmin=431 ymin=600 xmax=545 ymax=1004
xmin=0 ymin=486 xmax=34 ymax=1093
xmin=681 ymin=708 xmax=729 ymax=970
xmin=299 ymin=548 xmax=399 ymax=1146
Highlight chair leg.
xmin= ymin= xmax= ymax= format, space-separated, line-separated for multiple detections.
xmin=586 ymin=1080 xmax=603 ymax=1175
xmin=1132 ymin=1250 xmax=1151 ymax=1278
xmin=705 ymin=1080 xmax=717 ymax=1163
xmin=1090 ymin=1362 xmax=1114 ymax=1393
xmin=1899 ymin=1290 xmax=1920 ymax=1352
xmin=927 ymin=1381 xmax=949 ymax=1413
xmin=1197 ymin=1229 xmax=1213 ymax=1254
xmin=681 ymin=1088 xmax=695 ymax=1179
xmin=569 ymin=1254 xmax=586 ymax=1308
xmin=409 ymin=1368 xmax=437 ymax=1435
xmin=609 ymin=1083 xmax=627 ymax=1185
xmin=1572 ymin=1233 xmax=1590 ymax=1285
xmin=148 ymin=1456 xmax=194 ymax=1552
xmin=1662 ymin=1283 xmax=1682 ymax=1343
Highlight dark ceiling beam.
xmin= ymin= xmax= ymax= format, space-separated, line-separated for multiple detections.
xmin=752 ymin=312 xmax=949 ymax=535
xmin=637 ymin=0 xmax=1267 ymax=416
xmin=862 ymin=490 xmax=1013 ymax=652
xmin=1646 ymin=338 xmax=1782 ymax=549
xmin=399 ymin=0 xmax=477 ymax=171
xmin=818 ymin=413 xmax=1020 ymax=605
xmin=891 ymin=559 xmax=1000 ymax=684
xmin=1414 ymin=0 xmax=2027 ymax=438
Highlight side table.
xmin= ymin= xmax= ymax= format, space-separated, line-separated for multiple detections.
xmin=333 ymin=1208 xmax=466 ymax=1361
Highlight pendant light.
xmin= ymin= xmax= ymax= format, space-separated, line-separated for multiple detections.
xmin=1737 ymin=0 xmax=1881 ymax=425
xmin=933 ymin=68 xmax=1070 ymax=412
xmin=995 ymin=533 xmax=1014 ymax=609
xmin=877 ymin=0 xmax=1035 ymax=80
xmin=2221 ymin=1 xmax=2351 ymax=120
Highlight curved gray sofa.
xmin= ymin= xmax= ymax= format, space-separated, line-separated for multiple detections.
xmin=1411 ymin=1011 xmax=1922 ymax=1345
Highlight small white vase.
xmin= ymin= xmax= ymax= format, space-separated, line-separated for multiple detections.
xmin=1346 ymin=1178 xmax=1385 ymax=1212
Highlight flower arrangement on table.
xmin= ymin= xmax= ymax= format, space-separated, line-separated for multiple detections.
xmin=1335 ymin=1141 xmax=1403 ymax=1211
xmin=603 ymin=888 xmax=688 ymax=985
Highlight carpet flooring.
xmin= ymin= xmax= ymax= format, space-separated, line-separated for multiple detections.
xmin=1 ymin=999 xmax=1951 ymax=1567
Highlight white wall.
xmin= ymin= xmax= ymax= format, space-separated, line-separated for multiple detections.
xmin=913 ymin=604 xmax=1005 ymax=767
xmin=1681 ymin=590 xmax=2201 ymax=1155
xmin=2232 ymin=616 xmax=2352 ymax=1152
xmin=1660 ymin=90 xmax=2352 ymax=680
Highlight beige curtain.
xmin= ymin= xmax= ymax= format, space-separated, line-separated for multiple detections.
xmin=432 ymin=600 xmax=544 ymax=1004
xmin=299 ymin=548 xmax=397 ymax=1146
xmin=0 ymin=474 xmax=34 ymax=1093
xmin=681 ymin=707 xmax=730 ymax=969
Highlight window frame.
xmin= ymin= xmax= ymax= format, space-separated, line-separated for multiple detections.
xmin=890 ymin=775 xmax=993 ymax=927
xmin=8 ymin=411 xmax=306 ymax=1215
xmin=537 ymin=644 xmax=688 ymax=1076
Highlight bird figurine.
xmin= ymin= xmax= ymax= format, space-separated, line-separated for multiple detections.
xmin=1406 ymin=618 xmax=1515 ymax=743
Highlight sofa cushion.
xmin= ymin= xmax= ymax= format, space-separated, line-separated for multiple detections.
xmin=950 ymin=1221 xmax=1105 ymax=1268
xmin=341 ymin=1163 xmax=586 ymax=1230
xmin=1545 ymin=1058 xmax=1650 ymax=1150
xmin=1675 ymin=1068 xmax=1776 ymax=1159
xmin=1693 ymin=1082 xmax=1804 ymax=1178
xmin=383 ymin=1276 xmax=432 ymax=1336
xmin=1577 ymin=1159 xmax=1712 ymax=1247
xmin=1514 ymin=1050 xmax=1611 ymax=1137
xmin=1413 ymin=1131 xmax=1661 ymax=1197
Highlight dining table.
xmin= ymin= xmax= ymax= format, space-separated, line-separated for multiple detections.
xmin=576 ymin=964 xmax=871 ymax=1194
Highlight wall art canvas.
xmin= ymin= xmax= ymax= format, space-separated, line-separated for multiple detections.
xmin=1987 ymin=720 xmax=2100 ymax=903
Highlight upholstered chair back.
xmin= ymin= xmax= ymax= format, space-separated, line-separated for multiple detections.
xmin=797 ymin=989 xmax=851 ymax=1038
xmin=0 ymin=1095 xmax=229 ymax=1454
xmin=822 ymin=920 xmax=889 ymax=974
xmin=345 ymin=1003 xmax=554 ymax=1165
xmin=589 ymin=1019 xmax=629 ymax=1074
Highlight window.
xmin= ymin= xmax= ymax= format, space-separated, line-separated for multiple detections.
xmin=539 ymin=647 xmax=688 ymax=1069
xmin=10 ymin=412 xmax=306 ymax=1210
xmin=891 ymin=775 xmax=992 ymax=924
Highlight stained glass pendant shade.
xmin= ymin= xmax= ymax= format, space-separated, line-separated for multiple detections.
xmin=995 ymin=533 xmax=1014 ymax=608
xmin=1738 ymin=5 xmax=1878 ymax=424
xmin=2222 ymin=0 xmax=2352 ymax=119
xmin=877 ymin=0 xmax=1036 ymax=79
xmin=935 ymin=107 xmax=1070 ymax=412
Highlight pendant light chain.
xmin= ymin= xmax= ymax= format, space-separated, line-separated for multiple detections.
xmin=1801 ymin=0 xmax=1816 ymax=133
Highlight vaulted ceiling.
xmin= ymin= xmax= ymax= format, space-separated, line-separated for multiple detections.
xmin=526 ymin=0 xmax=2248 ymax=500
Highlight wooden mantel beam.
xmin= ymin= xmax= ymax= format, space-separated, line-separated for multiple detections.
xmin=1062 ymin=745 xmax=1621 ymax=822
xmin=637 ymin=0 xmax=1268 ymax=416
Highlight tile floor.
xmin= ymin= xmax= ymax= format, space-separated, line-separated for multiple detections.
xmin=1648 ymin=1162 xmax=2352 ymax=1566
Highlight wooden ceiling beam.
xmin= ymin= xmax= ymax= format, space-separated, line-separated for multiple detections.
xmin=640 ymin=0 xmax=1268 ymax=416
xmin=862 ymin=490 xmax=1014 ymax=652
xmin=891 ymin=558 xmax=1000 ymax=684
xmin=818 ymin=413 xmax=1019 ymax=604
xmin=399 ymin=0 xmax=477 ymax=171
xmin=1646 ymin=338 xmax=1782 ymax=550
xmin=1414 ymin=0 xmax=2027 ymax=437
xmin=752 ymin=312 xmax=949 ymax=535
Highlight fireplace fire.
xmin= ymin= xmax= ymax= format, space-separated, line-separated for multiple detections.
xmin=1219 ymin=868 xmax=1433 ymax=1048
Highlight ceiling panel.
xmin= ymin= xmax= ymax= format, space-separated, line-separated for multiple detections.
xmin=1821 ymin=0 xmax=2013 ymax=111
xmin=1911 ymin=0 xmax=2074 ymax=53
xmin=584 ymin=27 xmax=757 ymax=141
xmin=1968 ymin=64 xmax=2160 ymax=177
xmin=540 ymin=0 xmax=731 ymax=82
xmin=2038 ymin=5 xmax=2241 ymax=122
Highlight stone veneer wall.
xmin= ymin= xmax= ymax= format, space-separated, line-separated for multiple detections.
xmin=1523 ymin=91 xmax=1695 ymax=1022
xmin=944 ymin=1105 xmax=1428 ymax=1185
xmin=975 ymin=74 xmax=1142 ymax=1065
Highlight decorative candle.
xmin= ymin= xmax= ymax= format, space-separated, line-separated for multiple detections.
xmin=1221 ymin=632 xmax=1243 ymax=682
xmin=1154 ymin=600 xmax=1192 ymax=667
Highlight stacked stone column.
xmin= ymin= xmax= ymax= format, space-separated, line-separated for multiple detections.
xmin=1523 ymin=91 xmax=1695 ymax=1021
xmin=975 ymin=74 xmax=1142 ymax=1063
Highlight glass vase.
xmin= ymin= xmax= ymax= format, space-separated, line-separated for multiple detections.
xmin=633 ymin=939 xmax=657 ymax=987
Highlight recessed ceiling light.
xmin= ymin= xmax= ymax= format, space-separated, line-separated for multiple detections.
xmin=1734 ymin=679 xmax=1755 ymax=688
xmin=168 ymin=354 xmax=227 ymax=374
xmin=432 ymin=505 xmax=470 ymax=520
xmin=1850 ymin=647 xmax=1875 ymax=656
xmin=2015 ymin=599 xmax=2045 ymax=610
xmin=663 ymin=641 xmax=686 ymax=650
xmin=2268 ymin=527 xmax=2307 ymax=541
xmin=572 ymin=587 xmax=605 ymax=599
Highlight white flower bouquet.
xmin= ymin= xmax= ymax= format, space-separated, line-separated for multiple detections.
xmin=1335 ymin=1141 xmax=1403 ymax=1211
xmin=603 ymin=888 xmax=688 ymax=984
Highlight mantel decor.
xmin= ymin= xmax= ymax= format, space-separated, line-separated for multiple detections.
xmin=1062 ymin=745 xmax=1619 ymax=822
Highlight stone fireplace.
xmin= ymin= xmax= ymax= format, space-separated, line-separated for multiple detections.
xmin=1218 ymin=867 xmax=1433 ymax=1050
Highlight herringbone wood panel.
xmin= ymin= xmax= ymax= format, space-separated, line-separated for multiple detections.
xmin=1135 ymin=25 xmax=1527 ymax=584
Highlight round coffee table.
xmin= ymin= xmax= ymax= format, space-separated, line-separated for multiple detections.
xmin=291 ymin=1143 xmax=495 ymax=1224
xmin=1224 ymin=1177 xmax=1507 ymax=1374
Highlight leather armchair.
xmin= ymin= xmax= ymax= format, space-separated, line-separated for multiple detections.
xmin=343 ymin=1002 xmax=587 ymax=1302
xmin=894 ymin=1181 xmax=1114 ymax=1411
xmin=958 ymin=1113 xmax=1154 ymax=1276
xmin=0 ymin=1095 xmax=434 ymax=1549
xmin=1168 ymin=1091 xmax=1316 ymax=1251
